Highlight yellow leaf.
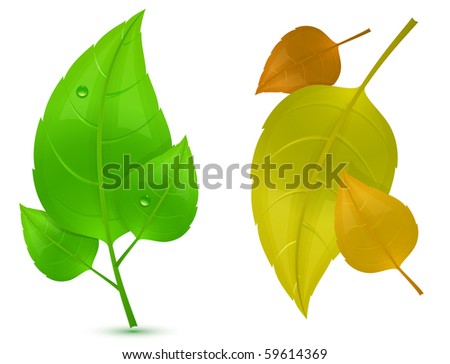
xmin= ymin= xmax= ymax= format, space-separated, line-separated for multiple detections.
xmin=335 ymin=171 xmax=423 ymax=295
xmin=252 ymin=19 xmax=417 ymax=318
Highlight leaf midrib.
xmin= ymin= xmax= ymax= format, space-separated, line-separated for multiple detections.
xmin=344 ymin=180 xmax=400 ymax=269
xmin=96 ymin=15 xmax=143 ymax=245
xmin=260 ymin=39 xmax=336 ymax=91
xmin=291 ymin=19 xmax=417 ymax=312
xmin=135 ymin=141 xmax=188 ymax=241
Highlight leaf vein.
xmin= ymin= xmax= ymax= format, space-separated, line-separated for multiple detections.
xmin=45 ymin=133 xmax=97 ymax=186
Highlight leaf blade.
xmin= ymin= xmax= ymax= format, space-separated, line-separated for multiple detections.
xmin=335 ymin=172 xmax=422 ymax=294
xmin=20 ymin=205 xmax=99 ymax=282
xmin=33 ymin=11 xmax=172 ymax=243
xmin=257 ymin=27 xmax=370 ymax=94
xmin=252 ymin=85 xmax=398 ymax=316
xmin=119 ymin=137 xmax=198 ymax=242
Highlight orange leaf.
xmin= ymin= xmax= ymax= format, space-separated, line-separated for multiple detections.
xmin=335 ymin=171 xmax=423 ymax=295
xmin=256 ymin=27 xmax=370 ymax=94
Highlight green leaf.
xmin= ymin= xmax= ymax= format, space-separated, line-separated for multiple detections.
xmin=20 ymin=205 xmax=99 ymax=281
xmin=25 ymin=11 xmax=198 ymax=327
xmin=33 ymin=11 xmax=172 ymax=244
xmin=119 ymin=137 xmax=198 ymax=242
xmin=252 ymin=19 xmax=417 ymax=317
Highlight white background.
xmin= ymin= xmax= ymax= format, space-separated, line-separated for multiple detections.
xmin=1 ymin=0 xmax=448 ymax=362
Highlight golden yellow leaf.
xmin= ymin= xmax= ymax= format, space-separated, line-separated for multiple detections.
xmin=335 ymin=171 xmax=423 ymax=295
xmin=256 ymin=27 xmax=370 ymax=94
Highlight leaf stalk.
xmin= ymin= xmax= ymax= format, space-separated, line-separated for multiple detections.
xmin=397 ymin=266 xmax=423 ymax=295
xmin=117 ymin=237 xmax=140 ymax=267
xmin=359 ymin=18 xmax=417 ymax=91
xmin=336 ymin=28 xmax=371 ymax=47
xmin=108 ymin=244 xmax=138 ymax=327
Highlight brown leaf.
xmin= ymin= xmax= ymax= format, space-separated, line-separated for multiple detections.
xmin=256 ymin=27 xmax=370 ymax=94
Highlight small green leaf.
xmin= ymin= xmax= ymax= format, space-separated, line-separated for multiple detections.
xmin=119 ymin=137 xmax=198 ymax=242
xmin=20 ymin=205 xmax=99 ymax=281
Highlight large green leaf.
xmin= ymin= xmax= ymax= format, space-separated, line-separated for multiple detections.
xmin=252 ymin=20 xmax=416 ymax=317
xmin=20 ymin=205 xmax=98 ymax=281
xmin=33 ymin=11 xmax=172 ymax=244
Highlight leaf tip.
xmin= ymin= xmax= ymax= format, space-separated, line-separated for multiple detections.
xmin=294 ymin=293 xmax=310 ymax=318
xmin=178 ymin=135 xmax=189 ymax=150
xmin=124 ymin=9 xmax=146 ymax=35
xmin=19 ymin=204 xmax=32 ymax=219
xmin=132 ymin=9 xmax=146 ymax=21
xmin=301 ymin=310 xmax=308 ymax=319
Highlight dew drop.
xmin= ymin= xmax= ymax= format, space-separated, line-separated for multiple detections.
xmin=76 ymin=85 xmax=89 ymax=98
xmin=139 ymin=195 xmax=151 ymax=207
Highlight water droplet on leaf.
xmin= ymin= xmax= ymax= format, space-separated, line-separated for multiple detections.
xmin=76 ymin=85 xmax=89 ymax=98
xmin=139 ymin=195 xmax=151 ymax=207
